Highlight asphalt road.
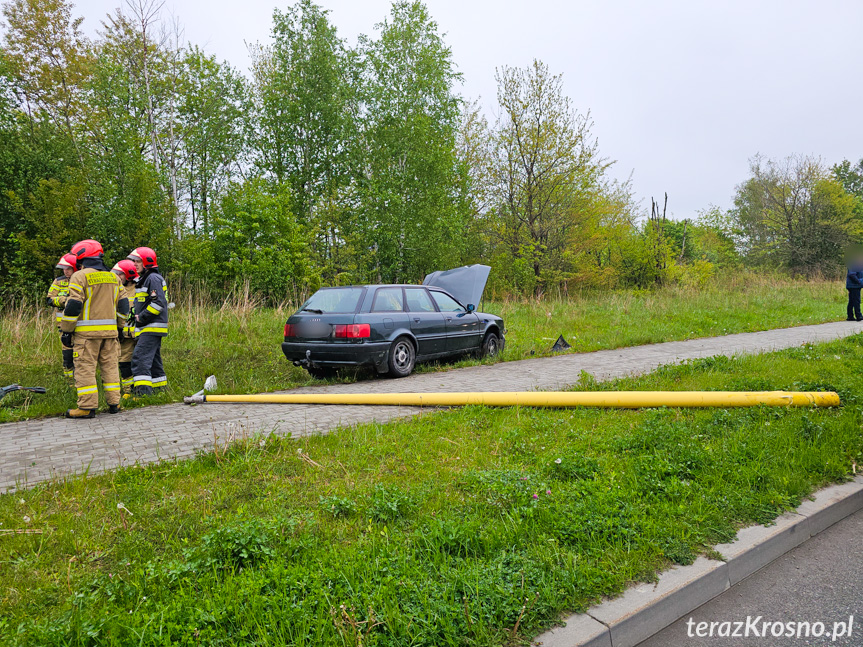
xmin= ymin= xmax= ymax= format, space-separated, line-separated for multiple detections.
xmin=638 ymin=509 xmax=863 ymax=647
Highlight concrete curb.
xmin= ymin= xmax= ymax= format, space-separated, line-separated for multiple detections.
xmin=533 ymin=475 xmax=863 ymax=647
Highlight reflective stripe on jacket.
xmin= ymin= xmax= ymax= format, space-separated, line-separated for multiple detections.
xmin=134 ymin=270 xmax=169 ymax=337
xmin=47 ymin=277 xmax=70 ymax=323
xmin=60 ymin=266 xmax=128 ymax=339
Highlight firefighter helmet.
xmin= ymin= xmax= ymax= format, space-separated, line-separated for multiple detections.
xmin=71 ymin=239 xmax=103 ymax=260
xmin=128 ymin=246 xmax=158 ymax=268
xmin=112 ymin=260 xmax=139 ymax=282
xmin=56 ymin=253 xmax=77 ymax=270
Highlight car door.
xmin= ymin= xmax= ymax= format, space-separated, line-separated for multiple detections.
xmin=365 ymin=287 xmax=409 ymax=342
xmin=429 ymin=290 xmax=480 ymax=353
xmin=405 ymin=287 xmax=447 ymax=356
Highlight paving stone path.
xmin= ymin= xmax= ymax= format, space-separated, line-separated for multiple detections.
xmin=2 ymin=321 xmax=861 ymax=492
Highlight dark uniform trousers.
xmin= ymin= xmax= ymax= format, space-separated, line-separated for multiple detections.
xmin=132 ymin=335 xmax=165 ymax=394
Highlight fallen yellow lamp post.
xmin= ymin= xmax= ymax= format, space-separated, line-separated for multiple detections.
xmin=183 ymin=390 xmax=840 ymax=408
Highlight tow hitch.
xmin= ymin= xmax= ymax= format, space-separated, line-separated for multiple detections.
xmin=293 ymin=350 xmax=318 ymax=369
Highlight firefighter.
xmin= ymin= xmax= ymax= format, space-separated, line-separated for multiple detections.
xmin=111 ymin=260 xmax=139 ymax=391
xmin=60 ymin=239 xmax=129 ymax=418
xmin=47 ymin=253 xmax=77 ymax=379
xmin=127 ymin=246 xmax=168 ymax=395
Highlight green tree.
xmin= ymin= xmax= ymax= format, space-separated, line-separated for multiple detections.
xmin=84 ymin=16 xmax=174 ymax=258
xmin=356 ymin=0 xmax=466 ymax=283
xmin=482 ymin=59 xmax=619 ymax=295
xmin=731 ymin=155 xmax=862 ymax=275
xmin=249 ymin=1 xmax=351 ymax=218
xmin=833 ymin=158 xmax=863 ymax=221
xmin=0 ymin=57 xmax=80 ymax=294
xmin=1 ymin=0 xmax=92 ymax=170
xmin=178 ymin=48 xmax=248 ymax=235
xmin=210 ymin=178 xmax=318 ymax=302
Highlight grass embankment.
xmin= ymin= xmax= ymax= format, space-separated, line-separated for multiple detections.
xmin=0 ymin=274 xmax=846 ymax=422
xmin=1 ymin=335 xmax=861 ymax=646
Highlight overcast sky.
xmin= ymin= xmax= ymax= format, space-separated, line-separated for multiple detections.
xmin=70 ymin=0 xmax=863 ymax=219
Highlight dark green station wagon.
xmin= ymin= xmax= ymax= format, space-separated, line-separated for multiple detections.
xmin=281 ymin=265 xmax=505 ymax=378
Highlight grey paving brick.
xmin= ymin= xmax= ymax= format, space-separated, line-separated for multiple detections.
xmin=2 ymin=321 xmax=860 ymax=492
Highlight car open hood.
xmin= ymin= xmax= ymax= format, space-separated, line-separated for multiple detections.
xmin=423 ymin=264 xmax=491 ymax=307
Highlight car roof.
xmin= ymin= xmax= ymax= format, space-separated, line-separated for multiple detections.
xmin=315 ymin=284 xmax=464 ymax=305
xmin=318 ymin=284 xmax=449 ymax=290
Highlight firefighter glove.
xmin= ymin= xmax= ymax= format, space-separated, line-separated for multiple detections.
xmin=60 ymin=332 xmax=73 ymax=347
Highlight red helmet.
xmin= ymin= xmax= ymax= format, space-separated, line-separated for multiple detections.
xmin=112 ymin=260 xmax=139 ymax=282
xmin=56 ymin=253 xmax=77 ymax=270
xmin=128 ymin=246 xmax=158 ymax=268
xmin=71 ymin=239 xmax=103 ymax=261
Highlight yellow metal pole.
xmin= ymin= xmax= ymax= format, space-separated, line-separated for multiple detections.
xmin=194 ymin=391 xmax=840 ymax=408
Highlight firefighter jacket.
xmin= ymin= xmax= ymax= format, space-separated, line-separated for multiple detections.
xmin=47 ymin=276 xmax=70 ymax=324
xmin=60 ymin=259 xmax=129 ymax=339
xmin=134 ymin=268 xmax=169 ymax=337
xmin=120 ymin=282 xmax=137 ymax=339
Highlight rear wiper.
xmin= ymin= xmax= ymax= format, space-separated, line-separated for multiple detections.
xmin=302 ymin=308 xmax=324 ymax=314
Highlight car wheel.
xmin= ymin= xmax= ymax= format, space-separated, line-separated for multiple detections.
xmin=387 ymin=336 xmax=416 ymax=378
xmin=481 ymin=331 xmax=501 ymax=359
xmin=307 ymin=367 xmax=337 ymax=380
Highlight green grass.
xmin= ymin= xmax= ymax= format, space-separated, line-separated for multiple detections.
xmin=0 ymin=274 xmax=847 ymax=422
xmin=1 ymin=334 xmax=861 ymax=646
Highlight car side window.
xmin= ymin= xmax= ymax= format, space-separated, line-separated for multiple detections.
xmin=405 ymin=288 xmax=436 ymax=313
xmin=372 ymin=287 xmax=405 ymax=312
xmin=430 ymin=291 xmax=464 ymax=313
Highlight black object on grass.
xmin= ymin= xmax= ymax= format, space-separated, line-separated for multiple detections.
xmin=0 ymin=384 xmax=47 ymax=401
xmin=551 ymin=335 xmax=572 ymax=353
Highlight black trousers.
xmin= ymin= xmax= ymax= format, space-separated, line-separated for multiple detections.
xmin=131 ymin=334 xmax=166 ymax=391
xmin=848 ymin=288 xmax=861 ymax=320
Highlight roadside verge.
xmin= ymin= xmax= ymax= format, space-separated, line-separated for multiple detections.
xmin=533 ymin=476 xmax=863 ymax=647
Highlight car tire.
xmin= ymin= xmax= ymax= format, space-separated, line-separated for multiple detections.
xmin=387 ymin=336 xmax=416 ymax=378
xmin=307 ymin=367 xmax=337 ymax=380
xmin=480 ymin=331 xmax=501 ymax=359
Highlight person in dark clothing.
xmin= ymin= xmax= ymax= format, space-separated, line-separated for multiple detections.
xmin=846 ymin=261 xmax=863 ymax=321
xmin=127 ymin=246 xmax=169 ymax=395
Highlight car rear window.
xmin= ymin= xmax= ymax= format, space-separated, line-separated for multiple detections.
xmin=301 ymin=288 xmax=364 ymax=314
xmin=372 ymin=287 xmax=405 ymax=312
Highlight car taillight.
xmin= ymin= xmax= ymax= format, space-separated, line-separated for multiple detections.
xmin=333 ymin=324 xmax=370 ymax=339
xmin=284 ymin=323 xmax=295 ymax=337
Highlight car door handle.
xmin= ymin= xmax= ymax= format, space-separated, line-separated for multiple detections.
xmin=413 ymin=318 xmax=421 ymax=323
xmin=446 ymin=317 xmax=453 ymax=321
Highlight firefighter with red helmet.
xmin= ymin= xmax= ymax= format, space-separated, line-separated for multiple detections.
xmin=47 ymin=253 xmax=78 ymax=379
xmin=111 ymin=260 xmax=139 ymax=391
xmin=127 ymin=246 xmax=168 ymax=395
xmin=60 ymin=239 xmax=130 ymax=418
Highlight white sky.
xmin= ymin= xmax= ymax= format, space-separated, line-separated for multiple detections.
xmin=69 ymin=0 xmax=863 ymax=219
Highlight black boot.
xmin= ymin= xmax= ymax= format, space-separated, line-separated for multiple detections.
xmin=108 ymin=404 xmax=120 ymax=414
xmin=133 ymin=385 xmax=155 ymax=396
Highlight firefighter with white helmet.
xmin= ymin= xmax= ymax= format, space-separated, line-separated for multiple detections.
xmin=127 ymin=246 xmax=168 ymax=395
xmin=111 ymin=260 xmax=139 ymax=391
xmin=60 ymin=240 xmax=130 ymax=418
xmin=46 ymin=253 xmax=78 ymax=379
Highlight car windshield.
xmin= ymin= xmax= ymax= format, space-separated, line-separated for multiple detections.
xmin=301 ymin=287 xmax=364 ymax=314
